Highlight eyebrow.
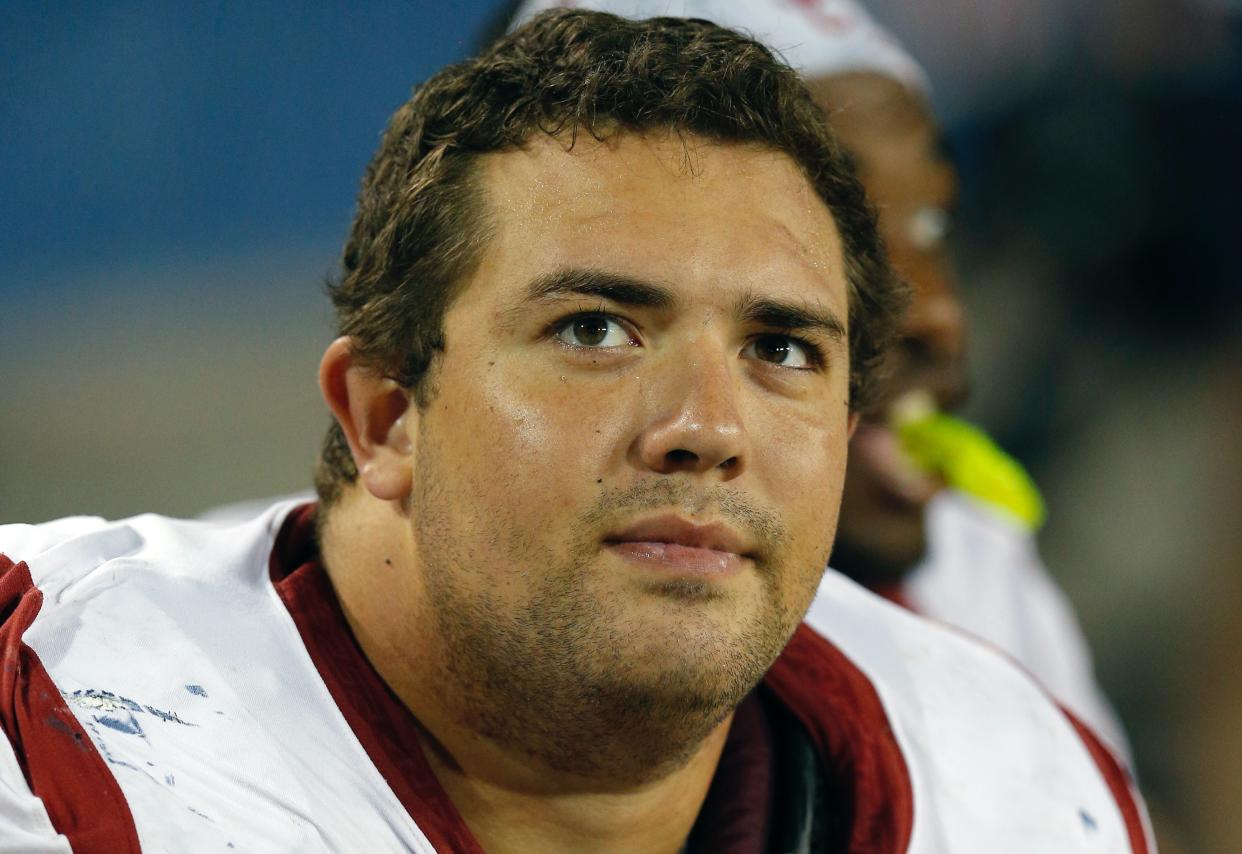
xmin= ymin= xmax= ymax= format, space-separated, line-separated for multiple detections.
xmin=522 ymin=267 xmax=677 ymax=309
xmin=735 ymin=292 xmax=847 ymax=343
xmin=508 ymin=265 xmax=846 ymax=342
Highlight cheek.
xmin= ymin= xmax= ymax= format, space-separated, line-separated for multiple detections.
xmin=763 ymin=392 xmax=850 ymax=482
xmin=437 ymin=360 xmax=630 ymax=521
xmin=759 ymin=405 xmax=852 ymax=555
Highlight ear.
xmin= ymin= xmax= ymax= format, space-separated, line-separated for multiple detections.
xmin=846 ymin=410 xmax=861 ymax=440
xmin=319 ymin=336 xmax=415 ymax=502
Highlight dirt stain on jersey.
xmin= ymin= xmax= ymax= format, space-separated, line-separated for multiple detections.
xmin=65 ymin=687 xmax=196 ymax=727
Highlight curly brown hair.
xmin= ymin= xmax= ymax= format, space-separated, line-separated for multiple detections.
xmin=314 ymin=8 xmax=907 ymax=506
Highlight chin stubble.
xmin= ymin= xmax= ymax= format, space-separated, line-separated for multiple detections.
xmin=412 ymin=447 xmax=814 ymax=784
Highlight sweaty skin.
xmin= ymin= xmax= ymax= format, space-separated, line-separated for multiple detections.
xmin=319 ymin=132 xmax=857 ymax=854
xmin=809 ymin=72 xmax=968 ymax=584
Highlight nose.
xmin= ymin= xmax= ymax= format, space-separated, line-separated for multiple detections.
xmin=631 ymin=350 xmax=749 ymax=479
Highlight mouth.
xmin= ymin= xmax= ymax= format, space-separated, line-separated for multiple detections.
xmin=853 ymin=391 xmax=943 ymax=508
xmin=603 ymin=515 xmax=754 ymax=579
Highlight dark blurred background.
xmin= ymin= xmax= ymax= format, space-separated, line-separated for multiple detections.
xmin=2 ymin=2 xmax=1238 ymax=849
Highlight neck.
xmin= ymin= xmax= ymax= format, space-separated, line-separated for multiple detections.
xmin=320 ymin=489 xmax=733 ymax=853
xmin=421 ymin=714 xmax=731 ymax=854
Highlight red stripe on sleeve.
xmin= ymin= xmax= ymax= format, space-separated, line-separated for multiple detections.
xmin=763 ymin=624 xmax=914 ymax=854
xmin=0 ymin=554 xmax=141 ymax=853
xmin=269 ymin=504 xmax=487 ymax=854
xmin=1062 ymin=707 xmax=1151 ymax=854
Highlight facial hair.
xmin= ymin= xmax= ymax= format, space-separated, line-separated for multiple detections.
xmin=410 ymin=437 xmax=822 ymax=787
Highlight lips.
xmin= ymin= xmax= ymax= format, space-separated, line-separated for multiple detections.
xmin=852 ymin=421 xmax=940 ymax=506
xmin=603 ymin=515 xmax=754 ymax=578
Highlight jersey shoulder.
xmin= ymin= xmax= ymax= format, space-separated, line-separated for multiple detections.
xmin=1 ymin=504 xmax=296 ymax=603
xmin=0 ymin=500 xmax=424 ymax=852
xmin=0 ymin=515 xmax=111 ymax=568
xmin=907 ymin=490 xmax=1133 ymax=760
xmin=800 ymin=571 xmax=1151 ymax=853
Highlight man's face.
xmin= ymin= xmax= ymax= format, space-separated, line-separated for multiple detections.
xmin=403 ymin=132 xmax=854 ymax=770
xmin=812 ymin=74 xmax=966 ymax=582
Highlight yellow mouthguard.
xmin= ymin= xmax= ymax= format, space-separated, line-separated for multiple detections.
xmin=889 ymin=392 xmax=1046 ymax=532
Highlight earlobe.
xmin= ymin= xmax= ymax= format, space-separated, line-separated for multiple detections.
xmin=318 ymin=337 xmax=416 ymax=502
xmin=847 ymin=411 xmax=861 ymax=440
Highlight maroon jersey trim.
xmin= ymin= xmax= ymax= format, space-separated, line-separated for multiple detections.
xmin=0 ymin=553 xmax=142 ymax=853
xmin=1063 ymin=707 xmax=1150 ymax=854
xmin=763 ymin=623 xmax=915 ymax=853
xmin=269 ymin=503 xmax=487 ymax=853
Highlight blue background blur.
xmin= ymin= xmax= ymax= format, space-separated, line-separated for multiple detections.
xmin=2 ymin=1 xmax=501 ymax=517
xmin=3 ymin=1 xmax=499 ymax=280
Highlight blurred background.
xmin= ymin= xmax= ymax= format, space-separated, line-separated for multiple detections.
xmin=2 ymin=1 xmax=1238 ymax=848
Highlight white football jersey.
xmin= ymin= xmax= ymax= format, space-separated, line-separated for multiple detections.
xmin=904 ymin=491 xmax=1132 ymax=763
xmin=0 ymin=502 xmax=1150 ymax=852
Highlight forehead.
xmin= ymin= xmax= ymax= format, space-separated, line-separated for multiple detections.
xmin=467 ymin=132 xmax=849 ymax=317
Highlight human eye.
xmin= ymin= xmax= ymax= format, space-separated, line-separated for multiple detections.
xmin=742 ymin=334 xmax=820 ymax=370
xmin=553 ymin=312 xmax=636 ymax=349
